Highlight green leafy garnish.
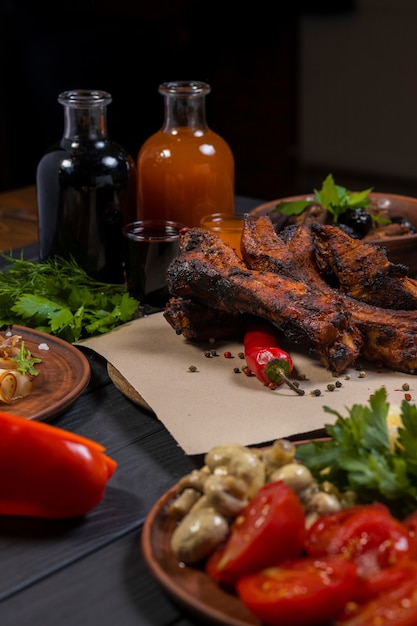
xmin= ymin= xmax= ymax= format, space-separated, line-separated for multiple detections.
xmin=11 ymin=340 xmax=42 ymax=377
xmin=0 ymin=255 xmax=140 ymax=343
xmin=273 ymin=173 xmax=378 ymax=224
xmin=295 ymin=387 xmax=417 ymax=519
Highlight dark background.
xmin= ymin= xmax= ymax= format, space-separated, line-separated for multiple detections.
xmin=1 ymin=0 xmax=416 ymax=202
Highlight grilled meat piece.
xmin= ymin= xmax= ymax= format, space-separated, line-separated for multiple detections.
xmin=241 ymin=215 xmax=362 ymax=365
xmin=311 ymin=223 xmax=417 ymax=310
xmin=363 ymin=222 xmax=414 ymax=240
xmin=269 ymin=221 xmax=417 ymax=374
xmin=165 ymin=218 xmax=417 ymax=375
xmin=167 ymin=227 xmax=360 ymax=373
xmin=164 ymin=297 xmax=250 ymax=341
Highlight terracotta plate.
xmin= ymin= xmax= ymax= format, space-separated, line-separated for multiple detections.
xmin=1 ymin=326 xmax=90 ymax=421
xmin=141 ymin=482 xmax=261 ymax=626
xmin=142 ymin=438 xmax=335 ymax=625
xmin=250 ymin=191 xmax=417 ymax=275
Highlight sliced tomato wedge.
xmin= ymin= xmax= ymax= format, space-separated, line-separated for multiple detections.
xmin=337 ymin=568 xmax=417 ymax=625
xmin=304 ymin=503 xmax=410 ymax=577
xmin=352 ymin=561 xmax=417 ymax=603
xmin=205 ymin=543 xmax=236 ymax=587
xmin=206 ymin=480 xmax=305 ymax=584
xmin=402 ymin=510 xmax=417 ymax=561
xmin=236 ymin=556 xmax=358 ymax=626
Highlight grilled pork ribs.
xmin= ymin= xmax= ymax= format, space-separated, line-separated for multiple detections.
xmin=164 ymin=215 xmax=417 ymax=375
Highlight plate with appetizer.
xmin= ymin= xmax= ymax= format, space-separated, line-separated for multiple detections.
xmin=0 ymin=326 xmax=90 ymax=421
xmin=142 ymin=388 xmax=417 ymax=626
xmin=249 ymin=174 xmax=417 ymax=274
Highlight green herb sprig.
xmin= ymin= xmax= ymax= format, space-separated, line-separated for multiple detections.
xmin=11 ymin=340 xmax=42 ymax=376
xmin=272 ymin=173 xmax=389 ymax=225
xmin=0 ymin=255 xmax=140 ymax=343
xmin=295 ymin=387 xmax=417 ymax=519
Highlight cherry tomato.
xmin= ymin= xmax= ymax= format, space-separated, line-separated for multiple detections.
xmin=402 ymin=510 xmax=417 ymax=560
xmin=304 ymin=503 xmax=410 ymax=577
xmin=205 ymin=543 xmax=237 ymax=588
xmin=207 ymin=480 xmax=305 ymax=584
xmin=352 ymin=561 xmax=417 ymax=603
xmin=337 ymin=568 xmax=417 ymax=625
xmin=236 ymin=556 xmax=358 ymax=626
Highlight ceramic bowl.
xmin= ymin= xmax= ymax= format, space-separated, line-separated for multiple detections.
xmin=250 ymin=192 xmax=417 ymax=276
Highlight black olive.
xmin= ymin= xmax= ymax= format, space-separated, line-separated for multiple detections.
xmin=339 ymin=207 xmax=373 ymax=237
xmin=336 ymin=223 xmax=362 ymax=239
xmin=390 ymin=216 xmax=416 ymax=233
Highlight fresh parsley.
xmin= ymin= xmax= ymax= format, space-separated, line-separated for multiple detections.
xmin=11 ymin=340 xmax=42 ymax=376
xmin=273 ymin=173 xmax=383 ymax=224
xmin=295 ymin=387 xmax=417 ymax=519
xmin=0 ymin=255 xmax=140 ymax=343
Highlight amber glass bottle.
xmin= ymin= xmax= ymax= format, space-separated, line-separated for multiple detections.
xmin=137 ymin=81 xmax=235 ymax=228
xmin=36 ymin=90 xmax=137 ymax=284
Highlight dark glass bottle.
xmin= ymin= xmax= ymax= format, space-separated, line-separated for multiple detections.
xmin=36 ymin=89 xmax=137 ymax=283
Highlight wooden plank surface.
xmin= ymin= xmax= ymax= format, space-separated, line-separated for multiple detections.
xmin=0 ymin=185 xmax=38 ymax=252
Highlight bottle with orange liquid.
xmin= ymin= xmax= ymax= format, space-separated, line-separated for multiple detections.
xmin=137 ymin=81 xmax=235 ymax=228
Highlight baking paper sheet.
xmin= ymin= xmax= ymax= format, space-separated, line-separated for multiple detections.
xmin=79 ymin=313 xmax=414 ymax=455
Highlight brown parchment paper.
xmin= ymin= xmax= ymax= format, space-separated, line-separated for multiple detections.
xmin=78 ymin=313 xmax=414 ymax=455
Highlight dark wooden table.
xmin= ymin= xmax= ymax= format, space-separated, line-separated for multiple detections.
xmin=0 ymin=185 xmax=38 ymax=252
xmin=0 ymin=194 xmax=264 ymax=626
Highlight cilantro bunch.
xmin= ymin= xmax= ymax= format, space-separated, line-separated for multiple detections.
xmin=273 ymin=173 xmax=374 ymax=224
xmin=295 ymin=387 xmax=417 ymax=520
xmin=0 ymin=255 xmax=140 ymax=343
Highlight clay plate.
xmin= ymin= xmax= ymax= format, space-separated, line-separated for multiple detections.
xmin=141 ymin=481 xmax=260 ymax=626
xmin=250 ymin=191 xmax=417 ymax=275
xmin=142 ymin=440 xmax=331 ymax=626
xmin=1 ymin=326 xmax=90 ymax=421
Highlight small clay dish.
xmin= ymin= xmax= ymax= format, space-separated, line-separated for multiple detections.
xmin=250 ymin=192 xmax=417 ymax=276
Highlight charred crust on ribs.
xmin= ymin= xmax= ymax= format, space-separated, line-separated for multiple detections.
xmin=165 ymin=217 xmax=417 ymax=375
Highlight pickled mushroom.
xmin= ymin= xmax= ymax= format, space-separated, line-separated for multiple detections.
xmin=204 ymin=443 xmax=265 ymax=498
xmin=170 ymin=506 xmax=229 ymax=564
xmin=197 ymin=473 xmax=249 ymax=517
xmin=269 ymin=462 xmax=315 ymax=493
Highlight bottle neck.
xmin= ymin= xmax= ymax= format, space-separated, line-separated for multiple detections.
xmin=58 ymin=89 xmax=111 ymax=141
xmin=159 ymin=81 xmax=210 ymax=132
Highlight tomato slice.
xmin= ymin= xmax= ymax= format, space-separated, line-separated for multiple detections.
xmin=352 ymin=561 xmax=417 ymax=603
xmin=402 ymin=510 xmax=417 ymax=561
xmin=205 ymin=543 xmax=236 ymax=587
xmin=236 ymin=556 xmax=358 ymax=626
xmin=207 ymin=480 xmax=305 ymax=584
xmin=337 ymin=569 xmax=417 ymax=625
xmin=305 ymin=503 xmax=410 ymax=577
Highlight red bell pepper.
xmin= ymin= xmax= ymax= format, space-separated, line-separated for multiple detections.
xmin=244 ymin=321 xmax=303 ymax=394
xmin=0 ymin=411 xmax=117 ymax=519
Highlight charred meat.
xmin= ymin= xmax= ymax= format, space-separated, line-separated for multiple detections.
xmin=167 ymin=227 xmax=361 ymax=374
xmin=165 ymin=216 xmax=417 ymax=376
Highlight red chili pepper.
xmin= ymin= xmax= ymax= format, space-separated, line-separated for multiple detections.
xmin=0 ymin=411 xmax=117 ymax=519
xmin=244 ymin=321 xmax=303 ymax=394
